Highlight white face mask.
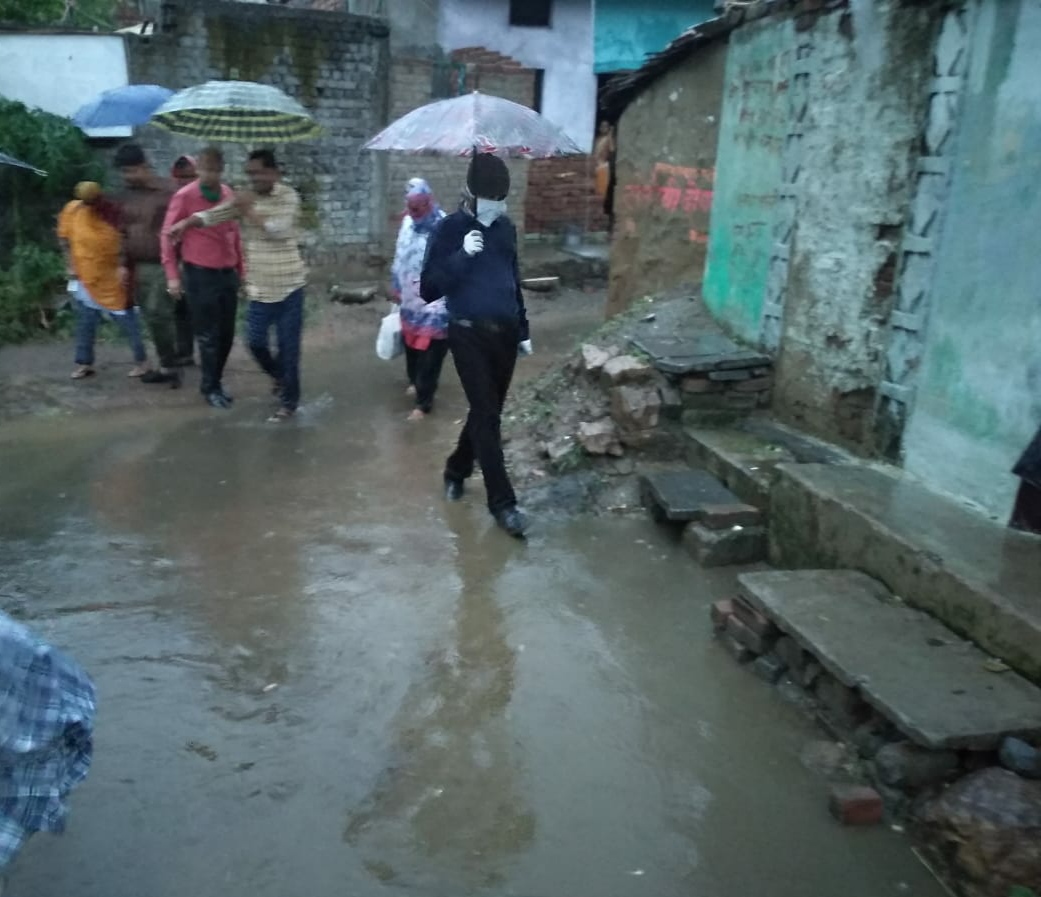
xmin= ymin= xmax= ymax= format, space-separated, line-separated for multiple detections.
xmin=476 ymin=198 xmax=507 ymax=227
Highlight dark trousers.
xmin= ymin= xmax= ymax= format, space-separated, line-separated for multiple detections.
xmin=445 ymin=320 xmax=519 ymax=514
xmin=246 ymin=289 xmax=304 ymax=411
xmin=174 ymin=292 xmax=195 ymax=361
xmin=183 ymin=263 xmax=238 ymax=396
xmin=135 ymin=262 xmax=178 ymax=369
xmin=405 ymin=338 xmax=449 ymax=413
xmin=1010 ymin=480 xmax=1041 ymax=534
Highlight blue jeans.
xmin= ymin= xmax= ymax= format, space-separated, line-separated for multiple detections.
xmin=245 ymin=289 xmax=304 ymax=411
xmin=74 ymin=302 xmax=147 ymax=367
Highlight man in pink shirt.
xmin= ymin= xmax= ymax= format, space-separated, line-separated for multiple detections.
xmin=161 ymin=146 xmax=245 ymax=409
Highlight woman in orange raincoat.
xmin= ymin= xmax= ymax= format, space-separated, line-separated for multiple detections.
xmin=58 ymin=181 xmax=150 ymax=380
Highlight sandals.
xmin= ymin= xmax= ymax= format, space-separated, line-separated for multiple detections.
xmin=70 ymin=366 xmax=95 ymax=380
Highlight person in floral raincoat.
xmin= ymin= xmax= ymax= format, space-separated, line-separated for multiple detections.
xmin=390 ymin=178 xmax=449 ymax=420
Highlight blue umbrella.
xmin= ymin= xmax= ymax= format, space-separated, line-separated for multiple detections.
xmin=0 ymin=150 xmax=46 ymax=176
xmin=72 ymin=84 xmax=174 ymax=130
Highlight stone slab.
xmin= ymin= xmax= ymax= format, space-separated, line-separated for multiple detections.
xmin=640 ymin=470 xmax=741 ymax=522
xmin=629 ymin=331 xmax=772 ymax=375
xmin=684 ymin=426 xmax=793 ymax=509
xmin=736 ymin=569 xmax=1041 ymax=750
xmin=770 ymin=461 xmax=1041 ymax=683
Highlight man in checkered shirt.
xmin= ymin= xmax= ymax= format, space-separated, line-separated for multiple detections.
xmin=0 ymin=613 xmax=95 ymax=882
xmin=170 ymin=148 xmax=307 ymax=423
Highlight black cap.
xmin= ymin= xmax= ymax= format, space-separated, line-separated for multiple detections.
xmin=113 ymin=143 xmax=147 ymax=168
xmin=467 ymin=153 xmax=510 ymax=200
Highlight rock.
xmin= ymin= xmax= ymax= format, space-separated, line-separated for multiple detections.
xmin=658 ymin=383 xmax=683 ymax=419
xmin=802 ymin=661 xmax=823 ymax=689
xmin=580 ymin=344 xmax=617 ymax=375
xmin=542 ymin=438 xmax=574 ymax=464
xmin=1000 ymin=737 xmax=1041 ymax=779
xmin=577 ymin=419 xmax=623 ymax=457
xmin=726 ymin=614 xmax=776 ymax=656
xmin=710 ymin=599 xmax=736 ymax=631
xmin=801 ymin=740 xmax=852 ymax=778
xmin=830 ymin=785 xmax=884 ymax=826
xmin=815 ymin=673 xmax=869 ymax=729
xmin=917 ymin=768 xmax=1041 ymax=897
xmin=732 ymin=598 xmax=778 ymax=638
xmin=720 ymin=633 xmax=754 ymax=665
xmin=680 ymin=375 xmax=724 ymax=394
xmin=610 ymin=386 xmax=662 ymax=432
xmin=602 ymin=354 xmax=654 ymax=385
xmin=875 ymin=743 xmax=959 ymax=789
xmin=775 ymin=636 xmax=808 ymax=678
xmin=684 ymin=523 xmax=767 ymax=567
xmin=752 ymin=653 xmax=787 ymax=684
xmin=852 ymin=721 xmax=890 ymax=760
xmin=329 ymin=282 xmax=377 ymax=304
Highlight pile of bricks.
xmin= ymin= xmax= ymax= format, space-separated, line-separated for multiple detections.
xmin=677 ymin=357 xmax=774 ymax=417
xmin=711 ymin=596 xmax=887 ymax=826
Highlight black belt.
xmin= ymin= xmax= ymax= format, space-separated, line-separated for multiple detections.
xmin=452 ymin=317 xmax=516 ymax=333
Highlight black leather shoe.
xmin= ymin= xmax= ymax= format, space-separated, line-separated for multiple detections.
xmin=140 ymin=369 xmax=173 ymax=385
xmin=494 ymin=507 xmax=528 ymax=538
xmin=444 ymin=478 xmax=465 ymax=502
xmin=205 ymin=391 xmax=230 ymax=409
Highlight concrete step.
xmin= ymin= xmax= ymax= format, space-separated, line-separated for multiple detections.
xmin=771 ymin=462 xmax=1041 ymax=683
xmin=737 ymin=570 xmax=1041 ymax=750
xmin=640 ymin=469 xmax=752 ymax=522
xmin=684 ymin=418 xmax=853 ymax=510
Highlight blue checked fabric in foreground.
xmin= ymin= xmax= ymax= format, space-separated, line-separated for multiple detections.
xmin=0 ymin=613 xmax=96 ymax=869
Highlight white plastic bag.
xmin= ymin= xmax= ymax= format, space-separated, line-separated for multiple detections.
xmin=376 ymin=309 xmax=403 ymax=361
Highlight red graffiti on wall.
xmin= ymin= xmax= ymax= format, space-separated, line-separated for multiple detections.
xmin=621 ymin=163 xmax=715 ymax=243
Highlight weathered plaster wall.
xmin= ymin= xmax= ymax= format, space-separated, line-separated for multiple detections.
xmin=438 ymin=0 xmax=596 ymax=151
xmin=771 ymin=2 xmax=937 ymax=447
xmin=593 ymin=0 xmax=717 ymax=73
xmin=606 ymin=42 xmax=726 ymax=317
xmin=700 ymin=17 xmax=791 ymax=343
xmin=127 ymin=0 xmax=390 ymax=267
xmin=903 ymin=0 xmax=1041 ymax=517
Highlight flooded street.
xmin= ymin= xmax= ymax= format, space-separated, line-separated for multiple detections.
xmin=0 ymin=310 xmax=945 ymax=897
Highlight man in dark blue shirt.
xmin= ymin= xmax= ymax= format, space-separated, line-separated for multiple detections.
xmin=420 ymin=154 xmax=531 ymax=537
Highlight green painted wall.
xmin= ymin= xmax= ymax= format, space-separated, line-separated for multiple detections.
xmin=701 ymin=18 xmax=791 ymax=344
xmin=903 ymin=0 xmax=1041 ymax=516
xmin=593 ymin=0 xmax=717 ymax=73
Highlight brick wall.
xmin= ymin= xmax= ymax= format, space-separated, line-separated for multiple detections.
xmin=526 ymin=155 xmax=608 ymax=237
xmin=126 ymin=0 xmax=390 ymax=268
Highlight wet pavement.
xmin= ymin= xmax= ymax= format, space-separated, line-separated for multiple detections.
xmin=0 ymin=327 xmax=946 ymax=897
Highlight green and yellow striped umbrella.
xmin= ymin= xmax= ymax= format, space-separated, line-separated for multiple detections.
xmin=150 ymin=80 xmax=320 ymax=142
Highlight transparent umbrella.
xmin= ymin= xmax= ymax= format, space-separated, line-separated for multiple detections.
xmin=0 ymin=150 xmax=46 ymax=176
xmin=364 ymin=91 xmax=582 ymax=158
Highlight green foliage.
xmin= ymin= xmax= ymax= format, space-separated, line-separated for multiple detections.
xmin=0 ymin=98 xmax=104 ymax=204
xmin=0 ymin=0 xmax=118 ymax=29
xmin=0 ymin=244 xmax=66 ymax=343
xmin=0 ymin=99 xmax=101 ymax=342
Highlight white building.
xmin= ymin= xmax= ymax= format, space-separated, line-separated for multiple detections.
xmin=437 ymin=0 xmax=596 ymax=152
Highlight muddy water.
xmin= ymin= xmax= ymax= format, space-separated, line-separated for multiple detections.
xmin=0 ymin=339 xmax=944 ymax=897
